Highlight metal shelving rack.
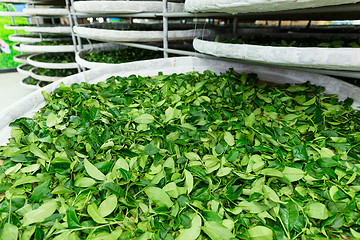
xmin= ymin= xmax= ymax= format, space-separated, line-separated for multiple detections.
xmin=1 ymin=0 xmax=81 ymax=88
xmin=49 ymin=0 xmax=360 ymax=79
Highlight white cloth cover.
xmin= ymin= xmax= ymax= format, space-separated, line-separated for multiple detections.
xmin=13 ymin=54 xmax=31 ymax=64
xmin=76 ymin=43 xmax=127 ymax=69
xmin=27 ymin=54 xmax=78 ymax=69
xmin=23 ymin=8 xmax=68 ymax=16
xmin=24 ymin=25 xmax=72 ymax=33
xmin=1 ymin=56 xmax=360 ymax=145
xmin=73 ymin=1 xmax=184 ymax=14
xmin=193 ymin=38 xmax=360 ymax=71
xmin=185 ymin=0 xmax=360 ymax=14
xmin=30 ymin=68 xmax=63 ymax=82
xmin=74 ymin=25 xmax=214 ymax=42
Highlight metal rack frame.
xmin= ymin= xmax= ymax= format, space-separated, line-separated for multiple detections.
xmin=67 ymin=0 xmax=360 ymax=79
xmin=4 ymin=0 xmax=360 ymax=79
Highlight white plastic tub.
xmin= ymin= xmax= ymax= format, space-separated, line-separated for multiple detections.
xmin=1 ymin=56 xmax=359 ymax=145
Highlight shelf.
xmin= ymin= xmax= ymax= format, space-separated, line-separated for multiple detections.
xmin=0 ymin=11 xmax=30 ymax=17
xmin=184 ymin=1 xmax=360 ymax=20
xmin=73 ymin=3 xmax=360 ymax=20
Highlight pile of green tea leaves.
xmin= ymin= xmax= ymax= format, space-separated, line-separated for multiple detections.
xmin=33 ymin=41 xmax=74 ymax=46
xmin=84 ymin=47 xmax=163 ymax=64
xmin=22 ymin=77 xmax=39 ymax=86
xmin=33 ymin=68 xmax=78 ymax=77
xmin=20 ymin=65 xmax=33 ymax=71
xmin=221 ymin=37 xmax=360 ymax=48
xmin=12 ymin=34 xmax=71 ymax=39
xmin=1 ymin=70 xmax=360 ymax=240
xmin=32 ymin=53 xmax=75 ymax=64
xmin=33 ymin=39 xmax=98 ymax=46
xmin=38 ymin=81 xmax=51 ymax=88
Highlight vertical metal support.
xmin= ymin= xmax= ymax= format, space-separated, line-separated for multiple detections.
xmin=7 ymin=4 xmax=17 ymax=34
xmin=69 ymin=0 xmax=83 ymax=50
xmin=65 ymin=0 xmax=81 ymax=73
xmin=34 ymin=16 xmax=43 ymax=40
xmin=162 ymin=0 xmax=168 ymax=58
xmin=232 ymin=17 xmax=238 ymax=34
xmin=306 ymin=20 xmax=312 ymax=29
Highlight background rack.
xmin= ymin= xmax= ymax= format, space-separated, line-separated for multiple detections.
xmin=67 ymin=0 xmax=360 ymax=80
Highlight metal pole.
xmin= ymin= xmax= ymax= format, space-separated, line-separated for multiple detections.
xmin=65 ymin=0 xmax=81 ymax=73
xmin=69 ymin=0 xmax=83 ymax=50
xmin=7 ymin=4 xmax=17 ymax=34
xmin=232 ymin=17 xmax=238 ymax=34
xmin=162 ymin=0 xmax=168 ymax=58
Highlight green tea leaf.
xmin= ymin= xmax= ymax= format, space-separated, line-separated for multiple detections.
xmin=279 ymin=201 xmax=299 ymax=233
xmin=84 ymin=159 xmax=106 ymax=181
xmin=23 ymin=200 xmax=58 ymax=226
xmin=248 ymin=226 xmax=273 ymax=240
xmin=101 ymin=182 xmax=125 ymax=197
xmin=98 ymin=195 xmax=117 ymax=217
xmin=134 ymin=114 xmax=154 ymax=124
xmin=224 ymin=132 xmax=235 ymax=146
xmin=142 ymin=144 xmax=158 ymax=155
xmin=1 ymin=223 xmax=18 ymax=240
xmin=87 ymin=203 xmax=107 ymax=224
xmin=291 ymin=145 xmax=308 ymax=161
xmin=305 ymin=202 xmax=329 ymax=220
xmin=201 ymin=221 xmax=234 ymax=240
xmin=245 ymin=113 xmax=255 ymax=128
xmin=145 ymin=187 xmax=173 ymax=208
xmin=176 ymin=215 xmax=202 ymax=240
xmin=67 ymin=206 xmax=82 ymax=229
xmin=184 ymin=169 xmax=194 ymax=194
xmin=74 ymin=177 xmax=96 ymax=188
xmin=282 ymin=167 xmax=305 ymax=182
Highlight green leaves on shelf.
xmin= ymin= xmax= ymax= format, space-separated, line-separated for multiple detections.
xmin=84 ymin=47 xmax=164 ymax=64
xmin=33 ymin=68 xmax=78 ymax=77
xmin=32 ymin=53 xmax=75 ymax=64
xmin=222 ymin=37 xmax=360 ymax=48
xmin=1 ymin=70 xmax=360 ymax=239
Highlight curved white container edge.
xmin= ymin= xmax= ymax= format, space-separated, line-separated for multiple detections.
xmin=184 ymin=0 xmax=360 ymax=14
xmin=193 ymin=38 xmax=360 ymax=71
xmin=27 ymin=54 xmax=78 ymax=69
xmin=73 ymin=1 xmax=184 ymax=14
